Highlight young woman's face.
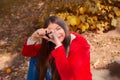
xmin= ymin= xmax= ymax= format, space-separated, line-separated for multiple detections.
xmin=47 ymin=23 xmax=65 ymax=42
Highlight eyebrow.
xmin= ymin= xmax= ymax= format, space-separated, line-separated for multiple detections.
xmin=48 ymin=25 xmax=60 ymax=30
xmin=56 ymin=25 xmax=60 ymax=29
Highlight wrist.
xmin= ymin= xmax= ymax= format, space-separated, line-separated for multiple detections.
xmin=55 ymin=41 xmax=62 ymax=46
xmin=29 ymin=36 xmax=37 ymax=41
xmin=27 ymin=38 xmax=36 ymax=45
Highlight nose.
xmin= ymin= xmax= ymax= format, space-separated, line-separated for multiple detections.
xmin=54 ymin=30 xmax=59 ymax=36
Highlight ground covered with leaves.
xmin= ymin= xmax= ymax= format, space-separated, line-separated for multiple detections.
xmin=0 ymin=0 xmax=120 ymax=80
xmin=0 ymin=28 xmax=120 ymax=80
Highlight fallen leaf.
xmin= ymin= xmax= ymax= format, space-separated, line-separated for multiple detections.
xmin=5 ymin=68 xmax=12 ymax=74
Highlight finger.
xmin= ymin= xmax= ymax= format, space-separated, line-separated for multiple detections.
xmin=42 ymin=35 xmax=56 ymax=44
xmin=44 ymin=28 xmax=50 ymax=34
xmin=42 ymin=36 xmax=50 ymax=41
xmin=36 ymin=31 xmax=41 ymax=36
xmin=37 ymin=29 xmax=46 ymax=36
xmin=51 ymin=30 xmax=59 ymax=41
xmin=47 ymin=38 xmax=56 ymax=44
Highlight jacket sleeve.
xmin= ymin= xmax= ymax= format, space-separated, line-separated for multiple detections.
xmin=52 ymin=38 xmax=92 ymax=80
xmin=22 ymin=39 xmax=41 ymax=57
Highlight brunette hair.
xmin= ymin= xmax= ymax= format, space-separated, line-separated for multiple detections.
xmin=37 ymin=16 xmax=71 ymax=80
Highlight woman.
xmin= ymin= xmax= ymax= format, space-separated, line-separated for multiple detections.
xmin=22 ymin=16 xmax=92 ymax=80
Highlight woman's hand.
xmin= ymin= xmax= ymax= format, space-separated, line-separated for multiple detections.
xmin=29 ymin=28 xmax=49 ymax=41
xmin=48 ymin=30 xmax=62 ymax=46
xmin=29 ymin=28 xmax=62 ymax=46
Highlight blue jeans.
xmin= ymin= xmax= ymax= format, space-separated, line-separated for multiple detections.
xmin=27 ymin=57 xmax=52 ymax=80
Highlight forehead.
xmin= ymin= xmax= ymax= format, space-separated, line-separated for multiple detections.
xmin=47 ymin=23 xmax=60 ymax=29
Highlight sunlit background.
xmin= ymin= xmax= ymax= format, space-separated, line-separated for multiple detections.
xmin=0 ymin=0 xmax=120 ymax=80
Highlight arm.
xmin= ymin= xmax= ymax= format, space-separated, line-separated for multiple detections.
xmin=52 ymin=38 xmax=92 ymax=80
xmin=22 ymin=28 xmax=49 ymax=57
xmin=22 ymin=38 xmax=41 ymax=57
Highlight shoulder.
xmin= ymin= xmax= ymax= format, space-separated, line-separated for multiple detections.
xmin=70 ymin=32 xmax=90 ymax=48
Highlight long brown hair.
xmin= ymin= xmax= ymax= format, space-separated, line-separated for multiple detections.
xmin=37 ymin=16 xmax=71 ymax=80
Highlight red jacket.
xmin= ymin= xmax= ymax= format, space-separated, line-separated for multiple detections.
xmin=22 ymin=32 xmax=92 ymax=80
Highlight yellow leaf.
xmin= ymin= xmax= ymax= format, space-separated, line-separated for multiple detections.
xmin=101 ymin=21 xmax=105 ymax=27
xmin=67 ymin=15 xmax=80 ymax=26
xmin=93 ymin=16 xmax=98 ymax=21
xmin=81 ymin=25 xmax=88 ymax=32
xmin=79 ymin=15 xmax=86 ymax=23
xmin=85 ymin=23 xmax=89 ymax=29
xmin=97 ymin=3 xmax=104 ymax=11
xmin=96 ymin=23 xmax=104 ymax=31
xmin=87 ymin=17 xmax=94 ymax=24
xmin=104 ymin=22 xmax=109 ymax=26
xmin=78 ymin=25 xmax=82 ymax=29
xmin=111 ymin=18 xmax=117 ymax=27
xmin=108 ymin=14 xmax=114 ymax=19
xmin=78 ymin=23 xmax=89 ymax=32
xmin=91 ymin=25 xmax=96 ymax=29
xmin=113 ymin=7 xmax=120 ymax=17
xmin=79 ymin=7 xmax=86 ymax=15
xmin=101 ymin=9 xmax=106 ymax=14
xmin=57 ymin=13 xmax=68 ymax=20
xmin=96 ymin=3 xmax=102 ymax=10
xmin=88 ymin=7 xmax=98 ymax=14
xmin=108 ymin=6 xmax=112 ymax=10
xmin=96 ymin=3 xmax=101 ymax=8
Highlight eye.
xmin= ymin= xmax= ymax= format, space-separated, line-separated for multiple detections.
xmin=56 ymin=26 xmax=61 ymax=31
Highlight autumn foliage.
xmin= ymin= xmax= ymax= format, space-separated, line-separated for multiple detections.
xmin=0 ymin=0 xmax=120 ymax=51
xmin=43 ymin=0 xmax=120 ymax=32
xmin=0 ymin=0 xmax=120 ymax=33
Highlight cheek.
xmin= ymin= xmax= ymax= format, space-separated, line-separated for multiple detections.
xmin=60 ymin=32 xmax=65 ymax=41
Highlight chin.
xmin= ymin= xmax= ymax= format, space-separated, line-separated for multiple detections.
xmin=59 ymin=39 xmax=64 ymax=42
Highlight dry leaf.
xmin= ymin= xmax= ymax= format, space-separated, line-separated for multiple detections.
xmin=113 ymin=7 xmax=120 ymax=17
xmin=79 ymin=7 xmax=86 ymax=15
xmin=93 ymin=59 xmax=100 ymax=68
xmin=5 ymin=68 xmax=12 ymax=74
xmin=79 ymin=15 xmax=86 ymax=23
xmin=111 ymin=18 xmax=117 ymax=27
xmin=67 ymin=15 xmax=80 ymax=26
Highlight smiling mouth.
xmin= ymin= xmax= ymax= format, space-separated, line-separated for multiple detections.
xmin=58 ymin=35 xmax=63 ymax=39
